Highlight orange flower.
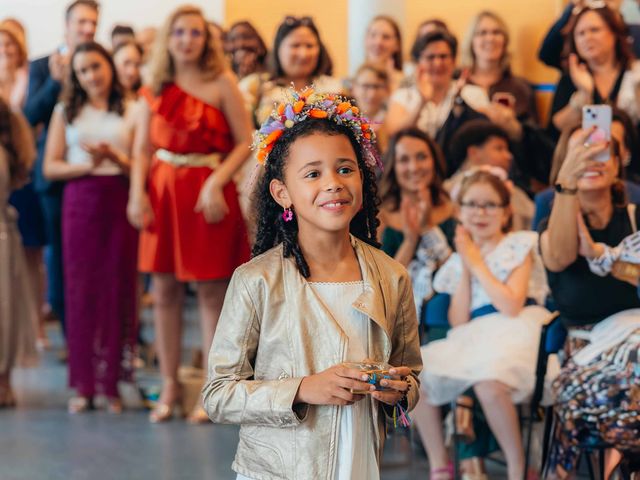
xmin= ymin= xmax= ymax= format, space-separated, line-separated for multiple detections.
xmin=257 ymin=149 xmax=268 ymax=164
xmin=264 ymin=129 xmax=283 ymax=145
xmin=300 ymin=87 xmax=314 ymax=99
xmin=277 ymin=103 xmax=285 ymax=116
xmin=351 ymin=106 xmax=359 ymax=115
xmin=336 ymin=102 xmax=351 ymax=114
xmin=293 ymin=100 xmax=305 ymax=113
xmin=364 ymin=132 xmax=371 ymax=139
xmin=361 ymin=123 xmax=370 ymax=130
xmin=309 ymin=109 xmax=328 ymax=118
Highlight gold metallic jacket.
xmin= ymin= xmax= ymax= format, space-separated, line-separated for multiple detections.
xmin=202 ymin=236 xmax=422 ymax=480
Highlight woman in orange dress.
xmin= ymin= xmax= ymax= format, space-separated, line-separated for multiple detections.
xmin=128 ymin=5 xmax=252 ymax=423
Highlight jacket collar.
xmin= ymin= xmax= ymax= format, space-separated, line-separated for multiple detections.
xmin=280 ymin=236 xmax=392 ymax=342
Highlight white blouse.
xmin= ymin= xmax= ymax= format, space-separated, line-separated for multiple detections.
xmin=55 ymin=99 xmax=141 ymax=176
xmin=390 ymin=83 xmax=489 ymax=138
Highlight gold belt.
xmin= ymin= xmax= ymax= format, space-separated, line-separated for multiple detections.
xmin=155 ymin=149 xmax=222 ymax=168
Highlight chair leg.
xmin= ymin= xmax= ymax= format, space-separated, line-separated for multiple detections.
xmin=540 ymin=407 xmax=554 ymax=477
xmin=586 ymin=451 xmax=597 ymax=480
xmin=599 ymin=449 xmax=605 ymax=480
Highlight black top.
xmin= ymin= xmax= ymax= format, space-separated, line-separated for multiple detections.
xmin=539 ymin=206 xmax=640 ymax=327
xmin=381 ymin=217 xmax=456 ymax=258
xmin=548 ymin=70 xmax=625 ymax=141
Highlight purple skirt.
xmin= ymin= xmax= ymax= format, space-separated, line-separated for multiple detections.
xmin=62 ymin=175 xmax=138 ymax=397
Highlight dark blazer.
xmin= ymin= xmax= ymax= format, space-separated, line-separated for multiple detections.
xmin=23 ymin=54 xmax=63 ymax=194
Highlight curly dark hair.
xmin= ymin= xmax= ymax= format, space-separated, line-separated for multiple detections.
xmin=251 ymin=118 xmax=381 ymax=278
xmin=64 ymin=41 xmax=125 ymax=123
xmin=379 ymin=127 xmax=449 ymax=212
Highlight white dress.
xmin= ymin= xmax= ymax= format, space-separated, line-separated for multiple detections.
xmin=420 ymin=231 xmax=551 ymax=406
xmin=236 ymin=281 xmax=379 ymax=480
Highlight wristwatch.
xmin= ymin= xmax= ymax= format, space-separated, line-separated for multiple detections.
xmin=554 ymin=183 xmax=578 ymax=195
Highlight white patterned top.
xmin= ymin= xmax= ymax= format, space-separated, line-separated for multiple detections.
xmin=433 ymin=231 xmax=549 ymax=311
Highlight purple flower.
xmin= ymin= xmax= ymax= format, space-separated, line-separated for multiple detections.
xmin=285 ymin=104 xmax=295 ymax=120
xmin=260 ymin=121 xmax=284 ymax=135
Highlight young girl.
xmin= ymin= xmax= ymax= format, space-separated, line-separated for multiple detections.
xmin=44 ymin=42 xmax=141 ymax=414
xmin=417 ymin=170 xmax=549 ymax=480
xmin=0 ymin=99 xmax=38 ymax=407
xmin=202 ymin=90 xmax=422 ymax=480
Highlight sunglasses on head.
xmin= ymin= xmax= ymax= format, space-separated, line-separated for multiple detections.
xmin=283 ymin=16 xmax=314 ymax=28
xmin=572 ymin=0 xmax=608 ymax=15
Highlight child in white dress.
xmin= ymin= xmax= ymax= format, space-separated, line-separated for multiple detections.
xmin=417 ymin=170 xmax=549 ymax=480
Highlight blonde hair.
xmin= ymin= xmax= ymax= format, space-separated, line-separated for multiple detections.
xmin=460 ymin=11 xmax=511 ymax=73
xmin=0 ymin=19 xmax=28 ymax=68
xmin=146 ymin=5 xmax=227 ymax=95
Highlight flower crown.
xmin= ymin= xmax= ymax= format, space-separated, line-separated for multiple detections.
xmin=252 ymin=87 xmax=381 ymax=170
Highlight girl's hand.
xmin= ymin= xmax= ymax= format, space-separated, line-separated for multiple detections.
xmin=556 ymin=127 xmax=609 ymax=188
xmin=454 ymin=225 xmax=483 ymax=271
xmin=577 ymin=212 xmax=604 ymax=259
xmin=195 ymin=178 xmax=229 ymax=224
xmin=295 ymin=364 xmax=375 ymax=406
xmin=371 ymin=366 xmax=412 ymax=406
xmin=127 ymin=192 xmax=154 ymax=229
xmin=568 ymin=54 xmax=594 ymax=96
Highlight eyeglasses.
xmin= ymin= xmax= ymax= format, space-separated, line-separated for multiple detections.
xmin=459 ymin=201 xmax=506 ymax=213
xmin=474 ymin=28 xmax=505 ymax=38
xmin=170 ymin=28 xmax=205 ymax=39
xmin=283 ymin=16 xmax=314 ymax=27
xmin=354 ymin=82 xmax=388 ymax=91
xmin=419 ymin=52 xmax=452 ymax=63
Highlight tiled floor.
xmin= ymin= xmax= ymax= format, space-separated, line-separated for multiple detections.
xmin=0 ymin=300 xmax=510 ymax=480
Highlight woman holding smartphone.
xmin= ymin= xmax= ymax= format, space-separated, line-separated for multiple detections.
xmin=459 ymin=11 xmax=538 ymax=139
xmin=539 ymin=124 xmax=640 ymax=478
xmin=459 ymin=11 xmax=554 ymax=190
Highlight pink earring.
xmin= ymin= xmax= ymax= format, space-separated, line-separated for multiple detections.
xmin=282 ymin=207 xmax=294 ymax=222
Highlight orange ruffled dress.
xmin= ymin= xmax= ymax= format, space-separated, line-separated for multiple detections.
xmin=139 ymin=84 xmax=250 ymax=281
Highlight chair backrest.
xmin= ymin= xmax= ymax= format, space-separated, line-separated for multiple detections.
xmin=530 ymin=311 xmax=561 ymax=413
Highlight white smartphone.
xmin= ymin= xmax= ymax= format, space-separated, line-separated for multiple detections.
xmin=582 ymin=104 xmax=612 ymax=162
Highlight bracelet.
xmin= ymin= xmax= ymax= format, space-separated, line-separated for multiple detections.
xmin=555 ymin=183 xmax=578 ymax=195
xmin=392 ymin=377 xmax=411 ymax=428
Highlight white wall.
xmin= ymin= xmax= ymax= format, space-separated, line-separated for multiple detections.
xmin=0 ymin=0 xmax=224 ymax=59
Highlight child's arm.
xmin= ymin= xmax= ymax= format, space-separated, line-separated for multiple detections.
xmin=470 ymin=255 xmax=532 ymax=317
xmin=449 ymin=264 xmax=472 ymax=327
xmin=456 ymin=226 xmax=531 ymax=317
xmin=202 ymin=271 xmax=309 ymax=427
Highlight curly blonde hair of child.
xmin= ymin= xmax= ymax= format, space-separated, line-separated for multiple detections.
xmin=146 ymin=4 xmax=227 ymax=95
xmin=0 ymin=99 xmax=35 ymax=190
